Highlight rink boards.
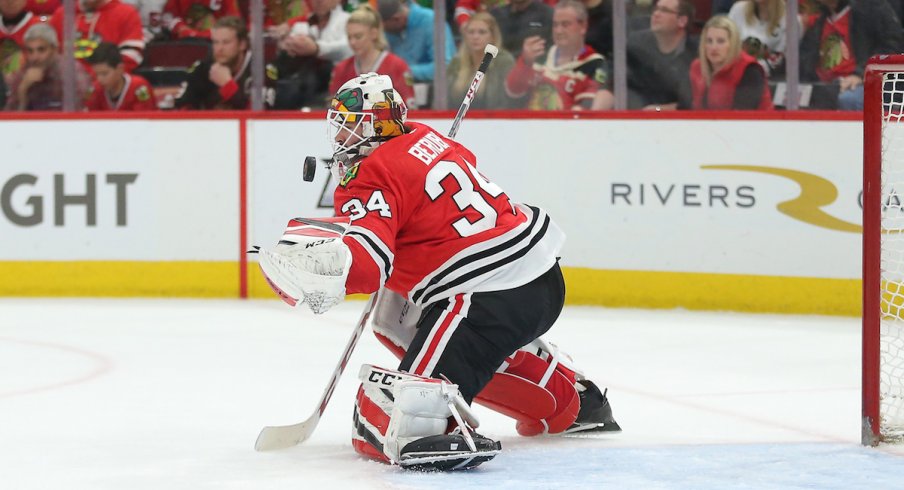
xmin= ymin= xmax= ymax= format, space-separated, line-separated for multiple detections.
xmin=0 ymin=112 xmax=863 ymax=314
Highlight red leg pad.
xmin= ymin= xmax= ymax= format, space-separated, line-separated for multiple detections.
xmin=351 ymin=385 xmax=392 ymax=464
xmin=474 ymin=350 xmax=580 ymax=436
xmin=352 ymin=439 xmax=390 ymax=464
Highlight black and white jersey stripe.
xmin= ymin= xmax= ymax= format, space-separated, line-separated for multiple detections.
xmin=410 ymin=205 xmax=563 ymax=307
xmin=348 ymin=225 xmax=395 ymax=286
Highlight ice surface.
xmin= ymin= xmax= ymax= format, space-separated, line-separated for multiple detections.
xmin=2 ymin=298 xmax=903 ymax=489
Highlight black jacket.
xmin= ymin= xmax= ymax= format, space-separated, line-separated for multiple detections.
xmin=175 ymin=52 xmax=274 ymax=110
xmin=800 ymin=0 xmax=904 ymax=80
xmin=627 ymin=30 xmax=698 ymax=108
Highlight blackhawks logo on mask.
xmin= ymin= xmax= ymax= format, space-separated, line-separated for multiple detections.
xmin=372 ymin=89 xmax=405 ymax=138
xmin=332 ymin=87 xmax=364 ymax=112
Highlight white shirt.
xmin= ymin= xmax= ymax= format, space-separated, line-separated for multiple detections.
xmin=289 ymin=5 xmax=352 ymax=63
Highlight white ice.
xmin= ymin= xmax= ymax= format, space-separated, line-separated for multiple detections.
xmin=2 ymin=298 xmax=904 ymax=489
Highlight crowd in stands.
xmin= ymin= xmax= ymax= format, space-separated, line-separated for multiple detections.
xmin=1 ymin=0 xmax=903 ymax=111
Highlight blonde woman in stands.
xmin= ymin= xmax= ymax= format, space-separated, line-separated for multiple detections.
xmin=727 ymin=0 xmax=801 ymax=78
xmin=689 ymin=16 xmax=773 ymax=110
xmin=447 ymin=11 xmax=517 ymax=109
xmin=328 ymin=5 xmax=416 ymax=108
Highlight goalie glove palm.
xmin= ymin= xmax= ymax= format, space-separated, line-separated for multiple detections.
xmin=257 ymin=219 xmax=353 ymax=314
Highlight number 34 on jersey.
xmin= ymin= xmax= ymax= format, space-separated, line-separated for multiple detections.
xmin=340 ymin=157 xmax=514 ymax=239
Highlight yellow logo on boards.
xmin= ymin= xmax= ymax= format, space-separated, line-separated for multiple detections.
xmin=702 ymin=165 xmax=861 ymax=233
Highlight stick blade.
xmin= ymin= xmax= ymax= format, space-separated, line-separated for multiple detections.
xmin=254 ymin=417 xmax=318 ymax=451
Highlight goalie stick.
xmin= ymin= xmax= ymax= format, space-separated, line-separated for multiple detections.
xmin=255 ymin=44 xmax=500 ymax=452
xmin=255 ymin=293 xmax=378 ymax=451
xmin=448 ymin=44 xmax=498 ymax=139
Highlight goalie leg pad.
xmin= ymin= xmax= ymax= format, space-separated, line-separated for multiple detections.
xmin=474 ymin=346 xmax=581 ymax=436
xmin=352 ymin=384 xmax=392 ymax=464
xmin=351 ymin=365 xmax=501 ymax=470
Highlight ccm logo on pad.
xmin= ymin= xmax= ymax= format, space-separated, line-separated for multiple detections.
xmin=368 ymin=371 xmax=401 ymax=386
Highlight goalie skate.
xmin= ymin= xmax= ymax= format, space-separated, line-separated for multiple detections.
xmin=563 ymin=380 xmax=622 ymax=434
xmin=398 ymin=430 xmax=502 ymax=471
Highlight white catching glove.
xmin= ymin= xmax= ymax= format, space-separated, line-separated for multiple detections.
xmin=256 ymin=218 xmax=353 ymax=314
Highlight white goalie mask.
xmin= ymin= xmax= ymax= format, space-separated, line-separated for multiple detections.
xmin=327 ymin=73 xmax=408 ymax=180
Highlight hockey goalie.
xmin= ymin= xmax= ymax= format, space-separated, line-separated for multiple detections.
xmin=256 ymin=73 xmax=620 ymax=471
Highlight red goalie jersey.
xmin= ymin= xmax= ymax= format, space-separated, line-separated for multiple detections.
xmin=335 ymin=121 xmax=565 ymax=307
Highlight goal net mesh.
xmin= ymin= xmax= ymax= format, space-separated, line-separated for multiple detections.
xmin=879 ymin=71 xmax=904 ymax=441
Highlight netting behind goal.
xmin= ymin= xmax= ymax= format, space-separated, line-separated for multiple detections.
xmin=865 ymin=56 xmax=904 ymax=445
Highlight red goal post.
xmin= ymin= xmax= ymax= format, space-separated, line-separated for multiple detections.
xmin=863 ymin=54 xmax=904 ymax=446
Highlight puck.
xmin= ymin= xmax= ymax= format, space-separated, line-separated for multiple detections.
xmin=302 ymin=156 xmax=316 ymax=182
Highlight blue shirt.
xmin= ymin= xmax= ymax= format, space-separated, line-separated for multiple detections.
xmin=385 ymin=3 xmax=455 ymax=82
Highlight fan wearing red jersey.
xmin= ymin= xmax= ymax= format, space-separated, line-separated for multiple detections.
xmin=85 ymin=42 xmax=157 ymax=111
xmin=328 ymin=5 xmax=415 ymax=108
xmin=257 ymin=73 xmax=620 ymax=470
xmin=49 ymin=0 xmax=145 ymax=72
xmin=505 ymin=0 xmax=612 ymax=110
xmin=163 ymin=0 xmax=241 ymax=39
xmin=0 ymin=0 xmax=42 ymax=83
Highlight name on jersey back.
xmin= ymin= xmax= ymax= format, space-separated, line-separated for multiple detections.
xmin=408 ymin=131 xmax=450 ymax=165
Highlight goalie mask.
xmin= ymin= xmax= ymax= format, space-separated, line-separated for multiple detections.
xmin=327 ymin=73 xmax=408 ymax=180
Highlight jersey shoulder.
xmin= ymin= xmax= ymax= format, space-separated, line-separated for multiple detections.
xmin=338 ymin=122 xmax=459 ymax=191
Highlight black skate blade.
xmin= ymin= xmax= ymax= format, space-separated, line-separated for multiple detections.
xmin=399 ymin=449 xmax=501 ymax=471
xmin=562 ymin=419 xmax=623 ymax=436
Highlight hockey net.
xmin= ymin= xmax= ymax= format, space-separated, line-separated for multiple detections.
xmin=864 ymin=55 xmax=904 ymax=445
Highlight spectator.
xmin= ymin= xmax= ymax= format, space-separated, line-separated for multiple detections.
xmin=689 ymin=16 xmax=773 ymax=110
xmin=505 ymin=0 xmax=612 ymax=110
xmin=85 ymin=41 xmax=157 ymax=111
xmin=271 ymin=0 xmax=351 ymax=109
xmin=1 ymin=0 xmax=42 ymax=83
xmin=712 ymin=0 xmax=734 ymax=15
xmin=263 ymin=0 xmax=311 ymax=30
xmin=6 ymin=23 xmax=90 ymax=110
xmin=490 ymin=0 xmax=552 ymax=58
xmin=49 ymin=0 xmax=145 ymax=72
xmin=329 ymin=5 xmax=415 ymax=108
xmin=799 ymin=0 xmax=904 ymax=111
xmin=728 ymin=0 xmax=800 ymax=79
xmin=175 ymin=16 xmax=272 ymax=109
xmin=447 ymin=12 xmax=517 ymax=109
xmin=626 ymin=0 xmax=696 ymax=110
xmin=0 ymin=65 xmax=6 ymax=108
xmin=24 ymin=0 xmax=58 ymax=16
xmin=121 ymin=0 xmax=168 ymax=43
xmin=162 ymin=0 xmax=241 ymax=39
xmin=378 ymin=0 xmax=455 ymax=82
xmin=454 ymin=0 xmax=506 ymax=28
xmin=583 ymin=0 xmax=611 ymax=58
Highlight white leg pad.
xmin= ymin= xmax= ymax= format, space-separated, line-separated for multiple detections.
xmin=358 ymin=365 xmax=480 ymax=464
